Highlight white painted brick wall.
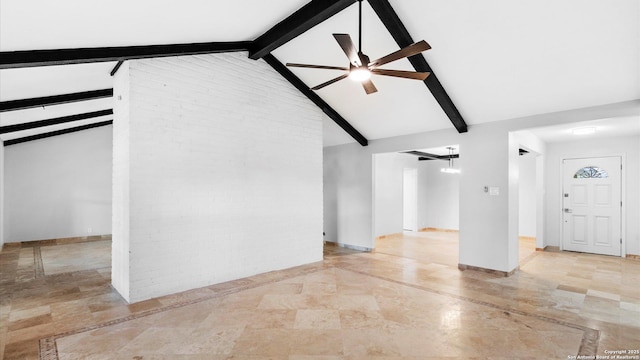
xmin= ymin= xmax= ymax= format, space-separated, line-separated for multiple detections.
xmin=0 ymin=139 xmax=4 ymax=248
xmin=112 ymin=62 xmax=131 ymax=300
xmin=113 ymin=52 xmax=323 ymax=303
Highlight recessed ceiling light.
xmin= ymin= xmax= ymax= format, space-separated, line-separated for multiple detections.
xmin=572 ymin=127 xmax=596 ymax=135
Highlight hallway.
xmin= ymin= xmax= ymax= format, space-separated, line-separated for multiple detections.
xmin=1 ymin=232 xmax=638 ymax=359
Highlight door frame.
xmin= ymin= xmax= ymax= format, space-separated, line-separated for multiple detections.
xmin=559 ymin=153 xmax=626 ymax=257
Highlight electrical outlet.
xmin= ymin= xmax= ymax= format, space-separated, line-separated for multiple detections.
xmin=88 ymin=227 xmax=92 ymax=234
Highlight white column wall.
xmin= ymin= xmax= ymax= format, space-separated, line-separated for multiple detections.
xmin=458 ymin=127 xmax=511 ymax=272
xmin=112 ymin=62 xmax=131 ymax=300
xmin=507 ymin=133 xmax=521 ymax=271
xmin=536 ymin=155 xmax=545 ymax=249
xmin=0 ymin=140 xmax=4 ymax=248
xmin=113 ymin=53 xmax=324 ymax=303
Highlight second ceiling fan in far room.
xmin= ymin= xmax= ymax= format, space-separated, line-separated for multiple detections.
xmin=286 ymin=0 xmax=432 ymax=95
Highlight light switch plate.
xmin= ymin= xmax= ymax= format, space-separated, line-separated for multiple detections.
xmin=489 ymin=187 xmax=500 ymax=196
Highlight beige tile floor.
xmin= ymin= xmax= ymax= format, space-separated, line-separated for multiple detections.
xmin=374 ymin=231 xmax=537 ymax=267
xmin=1 ymin=231 xmax=639 ymax=359
xmin=39 ymin=240 xmax=111 ymax=276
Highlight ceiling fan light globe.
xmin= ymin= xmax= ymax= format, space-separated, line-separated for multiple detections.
xmin=349 ymin=68 xmax=371 ymax=82
xmin=440 ymin=167 xmax=461 ymax=174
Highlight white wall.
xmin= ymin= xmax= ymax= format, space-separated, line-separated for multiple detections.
xmin=324 ymin=143 xmax=374 ymax=249
xmin=422 ymin=160 xmax=460 ymax=230
xmin=3 ymin=126 xmax=113 ymax=243
xmin=518 ymin=153 xmax=537 ymax=237
xmin=323 ymin=100 xmax=639 ymax=273
xmin=545 ymin=134 xmax=640 ymax=256
xmin=0 ymin=140 xmax=4 ymax=248
xmin=113 ymin=53 xmax=324 ymax=303
xmin=112 ymin=61 xmax=131 ymax=300
xmin=459 ymin=126 xmax=514 ymax=272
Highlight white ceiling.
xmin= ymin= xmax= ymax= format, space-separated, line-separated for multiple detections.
xmin=0 ymin=1 xmax=310 ymax=50
xmin=526 ymin=115 xmax=640 ymax=143
xmin=1 ymin=0 xmax=639 ymax=146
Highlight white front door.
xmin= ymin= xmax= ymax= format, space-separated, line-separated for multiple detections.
xmin=562 ymin=157 xmax=622 ymax=256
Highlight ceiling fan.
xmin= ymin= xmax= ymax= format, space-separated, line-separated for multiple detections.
xmin=286 ymin=0 xmax=431 ymax=95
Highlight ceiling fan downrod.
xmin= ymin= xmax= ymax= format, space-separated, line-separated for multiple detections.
xmin=358 ymin=0 xmax=363 ymax=53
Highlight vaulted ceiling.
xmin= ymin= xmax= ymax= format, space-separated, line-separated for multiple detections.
xmin=1 ymin=0 xmax=639 ymax=147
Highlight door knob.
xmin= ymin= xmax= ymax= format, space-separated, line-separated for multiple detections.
xmin=563 ymin=208 xmax=572 ymax=213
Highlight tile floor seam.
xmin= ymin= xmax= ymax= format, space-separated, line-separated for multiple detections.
xmin=333 ymin=263 xmax=600 ymax=356
xmin=519 ymin=250 xmax=539 ymax=267
xmin=33 ymin=246 xmax=44 ymax=279
xmin=373 ymin=249 xmax=454 ymax=267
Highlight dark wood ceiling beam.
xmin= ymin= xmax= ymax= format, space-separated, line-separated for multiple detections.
xmin=418 ymin=154 xmax=458 ymax=161
xmin=249 ymin=0 xmax=356 ymax=60
xmin=0 ymin=89 xmax=113 ymax=112
xmin=0 ymin=109 xmax=112 ymax=134
xmin=404 ymin=150 xmax=458 ymax=161
xmin=367 ymin=0 xmax=468 ymax=133
xmin=110 ymin=60 xmax=124 ymax=76
xmin=4 ymin=120 xmax=112 ymax=146
xmin=263 ymin=54 xmax=368 ymax=146
xmin=0 ymin=41 xmax=252 ymax=69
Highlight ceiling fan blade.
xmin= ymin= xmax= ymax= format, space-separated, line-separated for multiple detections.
xmin=333 ymin=34 xmax=361 ymax=66
xmin=372 ymin=69 xmax=430 ymax=81
xmin=311 ymin=73 xmax=349 ymax=90
xmin=369 ymin=40 xmax=431 ymax=68
xmin=286 ymin=63 xmax=349 ymax=71
xmin=361 ymin=79 xmax=378 ymax=94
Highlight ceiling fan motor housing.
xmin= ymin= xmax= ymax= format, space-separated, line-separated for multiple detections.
xmin=356 ymin=52 xmax=370 ymax=68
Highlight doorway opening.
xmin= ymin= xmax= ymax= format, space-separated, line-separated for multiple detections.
xmin=517 ymin=147 xmax=540 ymax=264
xmin=372 ymin=145 xmax=461 ymax=267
